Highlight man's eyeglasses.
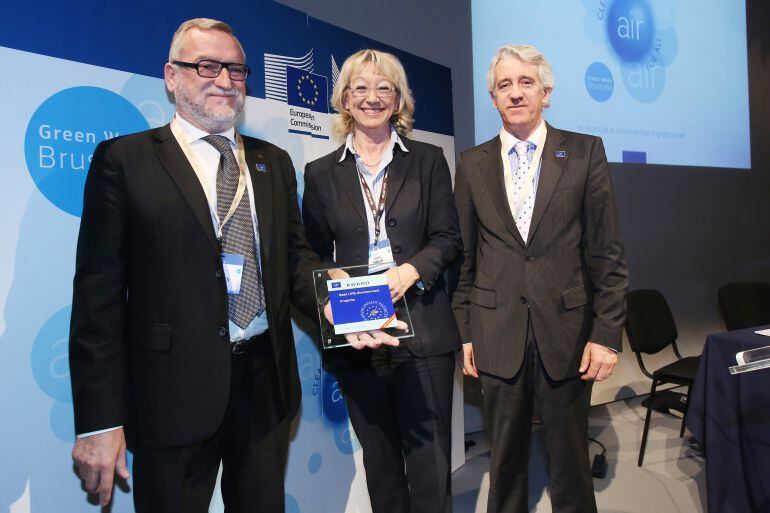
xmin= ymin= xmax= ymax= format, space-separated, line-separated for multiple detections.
xmin=173 ymin=60 xmax=250 ymax=81
xmin=347 ymin=84 xmax=398 ymax=98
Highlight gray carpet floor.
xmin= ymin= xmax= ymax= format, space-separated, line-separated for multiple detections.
xmin=452 ymin=394 xmax=706 ymax=513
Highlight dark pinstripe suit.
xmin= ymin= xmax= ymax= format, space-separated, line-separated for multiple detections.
xmin=452 ymin=124 xmax=628 ymax=513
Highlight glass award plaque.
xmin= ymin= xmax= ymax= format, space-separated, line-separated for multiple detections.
xmin=313 ymin=263 xmax=414 ymax=349
xmin=729 ymin=345 xmax=770 ymax=375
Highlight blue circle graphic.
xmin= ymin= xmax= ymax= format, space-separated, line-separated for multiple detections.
xmin=333 ymin=423 xmax=361 ymax=455
xmin=585 ymin=62 xmax=614 ymax=102
xmin=31 ymin=306 xmax=73 ymax=402
xmin=296 ymin=334 xmax=322 ymax=423
xmin=24 ymin=86 xmax=149 ymax=217
xmin=606 ymin=0 xmax=655 ymax=63
xmin=321 ymin=371 xmax=348 ymax=424
xmin=285 ymin=493 xmax=300 ymax=513
xmin=50 ymin=400 xmax=75 ymax=442
xmin=655 ymin=27 xmax=679 ymax=67
xmin=621 ymin=61 xmax=666 ymax=103
xmin=308 ymin=452 xmax=322 ymax=474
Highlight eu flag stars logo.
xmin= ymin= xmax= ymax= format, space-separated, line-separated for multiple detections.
xmin=296 ymin=73 xmax=319 ymax=107
xmin=286 ymin=65 xmax=329 ymax=114
xmin=284 ymin=64 xmax=330 ymax=139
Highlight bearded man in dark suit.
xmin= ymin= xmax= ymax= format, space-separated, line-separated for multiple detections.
xmin=69 ymin=18 xmax=319 ymax=513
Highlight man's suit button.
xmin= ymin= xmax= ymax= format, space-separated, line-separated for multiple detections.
xmin=525 ymin=256 xmax=534 ymax=262
xmin=355 ymin=253 xmax=363 ymax=258
xmin=392 ymin=246 xmax=402 ymax=254
xmin=355 ymin=226 xmax=364 ymax=233
xmin=387 ymin=218 xmax=397 ymax=227
xmin=218 ymin=326 xmax=227 ymax=337
xmin=215 ymin=269 xmax=223 ymax=278
xmin=520 ymin=296 xmax=528 ymax=304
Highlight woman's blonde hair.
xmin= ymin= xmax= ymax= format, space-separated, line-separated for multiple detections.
xmin=330 ymin=49 xmax=415 ymax=139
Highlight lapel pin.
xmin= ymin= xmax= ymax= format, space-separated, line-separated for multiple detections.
xmin=555 ymin=150 xmax=567 ymax=158
xmin=255 ymin=162 xmax=267 ymax=172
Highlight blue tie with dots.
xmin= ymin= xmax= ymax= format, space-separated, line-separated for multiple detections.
xmin=511 ymin=141 xmax=535 ymax=243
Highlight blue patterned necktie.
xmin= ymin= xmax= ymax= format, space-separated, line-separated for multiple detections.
xmin=203 ymin=135 xmax=265 ymax=328
xmin=511 ymin=141 xmax=536 ymax=242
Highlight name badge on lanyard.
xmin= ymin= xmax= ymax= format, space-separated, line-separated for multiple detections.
xmin=221 ymin=253 xmax=245 ymax=294
xmin=358 ymin=167 xmax=395 ymax=273
xmin=368 ymin=238 xmax=395 ymax=274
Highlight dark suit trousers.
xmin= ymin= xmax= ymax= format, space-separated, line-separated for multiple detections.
xmin=479 ymin=324 xmax=596 ymax=513
xmin=331 ymin=346 xmax=455 ymax=513
xmin=132 ymin=338 xmax=289 ymax=513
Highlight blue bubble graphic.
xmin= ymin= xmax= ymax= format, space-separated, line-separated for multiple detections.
xmin=50 ymin=400 xmax=75 ymax=442
xmin=285 ymin=493 xmax=300 ymax=513
xmin=296 ymin=334 xmax=322 ymax=423
xmin=621 ymin=61 xmax=666 ymax=103
xmin=120 ymin=75 xmax=175 ymax=128
xmin=321 ymin=371 xmax=348 ymax=425
xmin=655 ymin=27 xmax=679 ymax=67
xmin=606 ymin=0 xmax=655 ymax=63
xmin=585 ymin=62 xmax=614 ymax=102
xmin=24 ymin=87 xmax=149 ymax=217
xmin=308 ymin=452 xmax=322 ymax=474
xmin=333 ymin=423 xmax=361 ymax=455
xmin=31 ymin=306 xmax=72 ymax=402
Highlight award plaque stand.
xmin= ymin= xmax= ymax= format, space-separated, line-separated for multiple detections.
xmin=729 ymin=345 xmax=770 ymax=375
xmin=313 ymin=263 xmax=414 ymax=349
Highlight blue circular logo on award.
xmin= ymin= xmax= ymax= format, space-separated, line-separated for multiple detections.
xmin=360 ymin=300 xmax=388 ymax=321
xmin=606 ymin=0 xmax=655 ymax=63
xmin=585 ymin=62 xmax=614 ymax=102
xmin=24 ymin=86 xmax=149 ymax=217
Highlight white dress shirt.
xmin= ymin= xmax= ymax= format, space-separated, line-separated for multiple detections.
xmin=339 ymin=128 xmax=408 ymax=245
xmin=499 ymin=119 xmax=547 ymax=217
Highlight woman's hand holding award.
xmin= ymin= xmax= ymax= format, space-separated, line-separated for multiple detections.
xmin=314 ymin=263 xmax=414 ymax=350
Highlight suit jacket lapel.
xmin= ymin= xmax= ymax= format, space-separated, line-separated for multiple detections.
xmin=153 ymin=125 xmax=220 ymax=256
xmin=480 ymin=137 xmax=526 ymax=247
xmin=335 ymin=146 xmax=367 ymax=224
xmin=243 ymin=141 xmax=273 ymax=266
xmin=528 ymin=125 xmax=567 ymax=243
xmin=384 ymin=141 xmax=411 ymax=214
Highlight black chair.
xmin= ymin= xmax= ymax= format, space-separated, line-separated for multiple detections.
xmin=625 ymin=289 xmax=700 ymax=466
xmin=718 ymin=281 xmax=770 ymax=330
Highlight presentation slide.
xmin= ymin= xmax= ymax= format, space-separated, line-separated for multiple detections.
xmin=472 ymin=0 xmax=750 ymax=169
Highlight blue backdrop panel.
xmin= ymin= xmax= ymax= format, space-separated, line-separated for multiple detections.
xmin=0 ymin=0 xmax=453 ymax=136
xmin=0 ymin=2 xmax=455 ymax=512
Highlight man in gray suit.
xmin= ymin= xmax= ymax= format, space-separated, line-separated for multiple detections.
xmin=453 ymin=45 xmax=628 ymax=513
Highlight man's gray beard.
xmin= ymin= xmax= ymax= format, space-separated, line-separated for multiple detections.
xmin=174 ymin=82 xmax=244 ymax=133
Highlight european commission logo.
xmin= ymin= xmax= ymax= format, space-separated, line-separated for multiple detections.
xmin=287 ymin=66 xmax=328 ymax=113
xmin=264 ymin=49 xmax=332 ymax=140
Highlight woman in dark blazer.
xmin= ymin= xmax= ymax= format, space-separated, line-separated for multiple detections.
xmin=302 ymin=49 xmax=462 ymax=513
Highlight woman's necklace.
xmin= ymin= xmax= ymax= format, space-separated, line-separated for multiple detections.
xmin=360 ymin=156 xmax=382 ymax=167
xmin=353 ymin=137 xmax=385 ymax=168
